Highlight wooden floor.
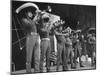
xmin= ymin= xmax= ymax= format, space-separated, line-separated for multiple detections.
xmin=12 ymin=60 xmax=96 ymax=74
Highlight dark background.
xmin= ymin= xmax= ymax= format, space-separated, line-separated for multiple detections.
xmin=11 ymin=1 xmax=96 ymax=71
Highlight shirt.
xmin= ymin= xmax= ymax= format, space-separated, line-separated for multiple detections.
xmin=21 ymin=17 xmax=37 ymax=34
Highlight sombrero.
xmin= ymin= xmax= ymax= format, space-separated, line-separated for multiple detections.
xmin=16 ymin=3 xmax=39 ymax=14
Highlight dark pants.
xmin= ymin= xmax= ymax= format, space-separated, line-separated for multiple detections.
xmin=40 ymin=38 xmax=51 ymax=72
xmin=90 ymin=44 xmax=96 ymax=66
xmin=63 ymin=45 xmax=74 ymax=70
xmin=82 ymin=43 xmax=87 ymax=56
xmin=74 ymin=45 xmax=82 ymax=67
xmin=56 ymin=42 xmax=64 ymax=71
xmin=26 ymin=33 xmax=40 ymax=73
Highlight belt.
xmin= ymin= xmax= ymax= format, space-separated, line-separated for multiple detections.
xmin=30 ymin=32 xmax=38 ymax=35
xmin=41 ymin=38 xmax=50 ymax=41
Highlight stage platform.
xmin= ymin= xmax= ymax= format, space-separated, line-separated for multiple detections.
xmin=12 ymin=61 xmax=96 ymax=74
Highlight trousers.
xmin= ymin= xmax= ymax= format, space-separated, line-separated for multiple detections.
xmin=40 ymin=38 xmax=51 ymax=72
xmin=63 ymin=45 xmax=74 ymax=70
xmin=74 ymin=44 xmax=83 ymax=67
xmin=56 ymin=42 xmax=65 ymax=71
xmin=26 ymin=33 xmax=40 ymax=73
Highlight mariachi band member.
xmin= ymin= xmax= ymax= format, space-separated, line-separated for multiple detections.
xmin=72 ymin=30 xmax=84 ymax=68
xmin=16 ymin=3 xmax=41 ymax=73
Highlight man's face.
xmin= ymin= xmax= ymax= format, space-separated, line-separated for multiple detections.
xmin=27 ymin=12 xmax=33 ymax=18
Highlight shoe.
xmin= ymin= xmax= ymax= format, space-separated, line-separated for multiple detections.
xmin=91 ymin=63 xmax=96 ymax=67
xmin=26 ymin=71 xmax=32 ymax=74
xmin=71 ymin=66 xmax=76 ymax=69
xmin=63 ymin=69 xmax=69 ymax=71
xmin=47 ymin=70 xmax=50 ymax=72
xmin=40 ymin=70 xmax=43 ymax=73
xmin=47 ymin=68 xmax=50 ymax=72
xmin=80 ymin=64 xmax=84 ymax=67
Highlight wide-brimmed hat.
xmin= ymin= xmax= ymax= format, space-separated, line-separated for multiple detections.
xmin=75 ymin=29 xmax=81 ymax=33
xmin=16 ymin=3 xmax=39 ymax=14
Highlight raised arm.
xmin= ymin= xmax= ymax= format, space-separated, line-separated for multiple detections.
xmin=54 ymin=30 xmax=69 ymax=36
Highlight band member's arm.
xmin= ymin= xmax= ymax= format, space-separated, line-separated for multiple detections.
xmin=22 ymin=18 xmax=30 ymax=24
xmin=33 ymin=10 xmax=42 ymax=24
xmin=54 ymin=30 xmax=69 ymax=36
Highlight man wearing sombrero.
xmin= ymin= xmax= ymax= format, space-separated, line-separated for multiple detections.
xmin=73 ymin=30 xmax=84 ymax=68
xmin=16 ymin=3 xmax=41 ymax=73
